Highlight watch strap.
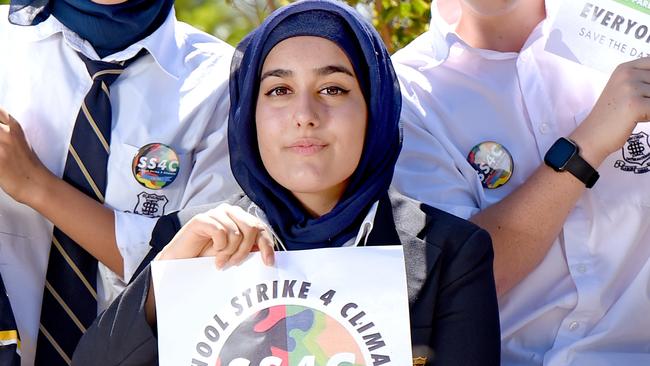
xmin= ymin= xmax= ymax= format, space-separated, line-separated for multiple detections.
xmin=564 ymin=148 xmax=600 ymax=188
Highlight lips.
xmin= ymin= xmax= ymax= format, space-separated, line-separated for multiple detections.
xmin=287 ymin=138 xmax=327 ymax=155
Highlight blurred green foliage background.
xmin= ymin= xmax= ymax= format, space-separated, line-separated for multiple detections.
xmin=0 ymin=0 xmax=431 ymax=53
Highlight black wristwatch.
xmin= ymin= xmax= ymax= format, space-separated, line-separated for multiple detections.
xmin=544 ymin=137 xmax=599 ymax=188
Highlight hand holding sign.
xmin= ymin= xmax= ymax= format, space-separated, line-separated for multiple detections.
xmin=570 ymin=57 xmax=650 ymax=164
xmin=157 ymin=203 xmax=276 ymax=268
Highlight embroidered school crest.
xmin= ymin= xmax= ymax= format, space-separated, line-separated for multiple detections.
xmin=133 ymin=192 xmax=169 ymax=217
xmin=614 ymin=132 xmax=650 ymax=174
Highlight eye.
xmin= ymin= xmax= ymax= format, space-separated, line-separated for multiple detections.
xmin=320 ymin=86 xmax=350 ymax=96
xmin=265 ymin=86 xmax=291 ymax=97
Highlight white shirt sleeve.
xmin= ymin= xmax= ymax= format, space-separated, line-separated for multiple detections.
xmin=97 ymin=211 xmax=157 ymax=311
xmin=177 ymin=77 xmax=239 ymax=210
xmin=113 ymin=210 xmax=158 ymax=282
xmin=392 ymin=68 xmax=483 ymax=220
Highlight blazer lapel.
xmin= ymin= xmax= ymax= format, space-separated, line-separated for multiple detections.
xmin=366 ymin=192 xmax=440 ymax=306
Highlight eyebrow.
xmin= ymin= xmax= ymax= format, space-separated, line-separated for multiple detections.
xmin=316 ymin=65 xmax=354 ymax=77
xmin=259 ymin=64 xmax=355 ymax=82
xmin=260 ymin=69 xmax=292 ymax=81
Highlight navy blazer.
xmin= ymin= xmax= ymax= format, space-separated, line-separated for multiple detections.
xmin=73 ymin=190 xmax=500 ymax=365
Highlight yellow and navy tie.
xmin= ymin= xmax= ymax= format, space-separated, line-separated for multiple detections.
xmin=35 ymin=52 xmax=143 ymax=365
xmin=0 ymin=273 xmax=20 ymax=366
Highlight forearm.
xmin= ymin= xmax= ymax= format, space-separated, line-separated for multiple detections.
xmin=471 ymin=133 xmax=606 ymax=295
xmin=471 ymin=165 xmax=584 ymax=294
xmin=25 ymin=169 xmax=123 ymax=276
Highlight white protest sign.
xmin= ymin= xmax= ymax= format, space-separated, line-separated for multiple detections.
xmin=151 ymin=246 xmax=412 ymax=366
xmin=546 ymin=0 xmax=650 ymax=73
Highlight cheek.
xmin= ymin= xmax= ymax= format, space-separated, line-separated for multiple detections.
xmin=339 ymin=109 xmax=367 ymax=170
xmin=255 ymin=103 xmax=282 ymax=146
xmin=256 ymin=122 xmax=277 ymax=170
xmin=255 ymin=109 xmax=281 ymax=172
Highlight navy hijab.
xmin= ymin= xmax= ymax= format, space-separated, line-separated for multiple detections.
xmin=229 ymin=0 xmax=402 ymax=251
xmin=9 ymin=0 xmax=173 ymax=58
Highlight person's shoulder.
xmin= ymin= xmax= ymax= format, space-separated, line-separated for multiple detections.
xmin=174 ymin=20 xmax=233 ymax=56
xmin=0 ymin=6 xmax=8 ymax=23
xmin=169 ymin=20 xmax=234 ymax=78
xmin=0 ymin=6 xmax=11 ymax=36
xmin=389 ymin=190 xmax=490 ymax=250
xmin=389 ymin=191 xmax=493 ymax=290
xmin=392 ymin=30 xmax=437 ymax=68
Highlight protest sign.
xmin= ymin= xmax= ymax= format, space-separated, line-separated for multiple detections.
xmin=546 ymin=0 xmax=650 ymax=73
xmin=151 ymin=246 xmax=412 ymax=366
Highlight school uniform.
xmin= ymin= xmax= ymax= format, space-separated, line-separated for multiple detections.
xmin=0 ymin=5 xmax=239 ymax=365
xmin=72 ymin=190 xmax=500 ymax=366
xmin=392 ymin=0 xmax=650 ymax=364
xmin=72 ymin=1 xmax=500 ymax=365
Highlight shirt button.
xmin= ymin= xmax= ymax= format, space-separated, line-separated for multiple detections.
xmin=539 ymin=123 xmax=550 ymax=134
xmin=568 ymin=321 xmax=580 ymax=331
xmin=576 ymin=264 xmax=587 ymax=274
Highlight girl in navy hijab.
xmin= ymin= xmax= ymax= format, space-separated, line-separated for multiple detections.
xmin=73 ymin=1 xmax=500 ymax=365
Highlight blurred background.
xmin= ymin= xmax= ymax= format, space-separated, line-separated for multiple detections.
xmin=0 ymin=0 xmax=432 ymax=53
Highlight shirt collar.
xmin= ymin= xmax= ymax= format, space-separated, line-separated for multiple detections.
xmin=427 ymin=0 xmax=560 ymax=64
xmin=247 ymin=201 xmax=380 ymax=251
xmin=8 ymin=7 xmax=181 ymax=79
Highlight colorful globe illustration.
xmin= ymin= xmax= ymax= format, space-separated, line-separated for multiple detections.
xmin=216 ymin=305 xmax=366 ymax=366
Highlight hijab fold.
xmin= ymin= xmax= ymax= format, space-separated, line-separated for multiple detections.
xmin=229 ymin=0 xmax=402 ymax=251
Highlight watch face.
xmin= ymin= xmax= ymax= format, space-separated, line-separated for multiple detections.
xmin=545 ymin=138 xmax=577 ymax=171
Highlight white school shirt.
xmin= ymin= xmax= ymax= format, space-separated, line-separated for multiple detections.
xmin=0 ymin=7 xmax=239 ymax=366
xmin=392 ymin=0 xmax=650 ymax=365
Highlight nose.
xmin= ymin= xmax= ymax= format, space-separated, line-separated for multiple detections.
xmin=293 ymin=94 xmax=320 ymax=128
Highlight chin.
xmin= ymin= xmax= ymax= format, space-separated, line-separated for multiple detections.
xmin=464 ymin=0 xmax=520 ymax=16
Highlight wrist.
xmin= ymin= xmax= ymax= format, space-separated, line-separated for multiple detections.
xmin=568 ymin=131 xmax=609 ymax=168
xmin=544 ymin=137 xmax=600 ymax=188
xmin=22 ymin=167 xmax=57 ymax=208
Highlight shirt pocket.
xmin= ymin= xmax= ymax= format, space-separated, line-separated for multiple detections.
xmin=0 ymin=192 xmax=42 ymax=265
xmin=105 ymin=142 xmax=193 ymax=217
xmin=0 ymin=232 xmax=30 ymax=265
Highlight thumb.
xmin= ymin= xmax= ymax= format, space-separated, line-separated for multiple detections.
xmin=0 ymin=107 xmax=15 ymax=126
xmin=0 ymin=107 xmax=22 ymax=134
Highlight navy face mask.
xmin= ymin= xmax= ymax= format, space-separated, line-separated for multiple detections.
xmin=9 ymin=0 xmax=174 ymax=58
xmin=228 ymin=0 xmax=402 ymax=251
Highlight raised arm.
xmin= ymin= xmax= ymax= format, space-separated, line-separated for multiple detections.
xmin=471 ymin=57 xmax=650 ymax=294
xmin=0 ymin=108 xmax=125 ymax=274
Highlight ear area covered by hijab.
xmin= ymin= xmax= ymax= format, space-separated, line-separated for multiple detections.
xmin=228 ymin=0 xmax=402 ymax=251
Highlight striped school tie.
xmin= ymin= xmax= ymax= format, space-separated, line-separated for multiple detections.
xmin=34 ymin=52 xmax=144 ymax=365
xmin=0 ymin=273 xmax=20 ymax=366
